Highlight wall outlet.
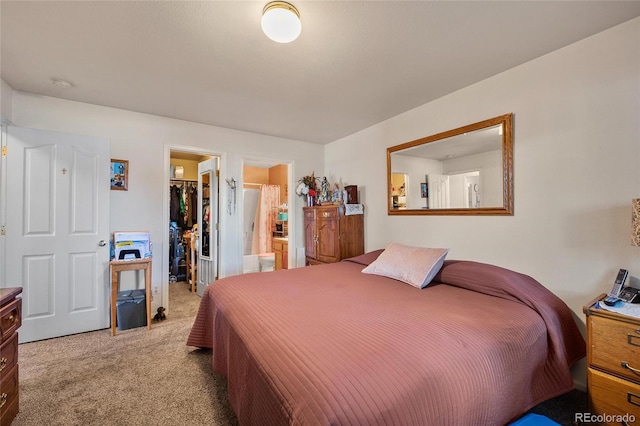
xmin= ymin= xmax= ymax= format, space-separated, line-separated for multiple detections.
xmin=153 ymin=286 xmax=159 ymax=294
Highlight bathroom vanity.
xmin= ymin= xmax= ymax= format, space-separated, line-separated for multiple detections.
xmin=273 ymin=237 xmax=288 ymax=270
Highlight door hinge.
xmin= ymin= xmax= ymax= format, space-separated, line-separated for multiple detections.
xmin=215 ymin=223 xmax=220 ymax=231
xmin=215 ymin=170 xmax=219 ymax=177
xmin=0 ymin=225 xmax=5 ymax=236
xmin=1 ymin=146 xmax=6 ymax=156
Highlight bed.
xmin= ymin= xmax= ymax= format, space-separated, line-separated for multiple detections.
xmin=187 ymin=249 xmax=586 ymax=425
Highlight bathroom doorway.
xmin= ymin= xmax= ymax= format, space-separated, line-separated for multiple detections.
xmin=242 ymin=160 xmax=289 ymax=274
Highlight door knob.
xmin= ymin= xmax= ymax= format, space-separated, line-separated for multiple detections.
xmin=98 ymin=240 xmax=107 ymax=247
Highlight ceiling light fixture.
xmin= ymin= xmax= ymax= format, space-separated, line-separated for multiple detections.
xmin=261 ymin=1 xmax=301 ymax=43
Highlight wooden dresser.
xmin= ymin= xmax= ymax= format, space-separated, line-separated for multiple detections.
xmin=583 ymin=295 xmax=640 ymax=425
xmin=0 ymin=287 xmax=22 ymax=426
xmin=303 ymin=205 xmax=364 ymax=266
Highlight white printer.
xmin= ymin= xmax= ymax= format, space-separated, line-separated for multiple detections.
xmin=113 ymin=231 xmax=151 ymax=260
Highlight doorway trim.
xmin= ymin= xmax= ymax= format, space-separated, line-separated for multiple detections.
xmin=163 ymin=144 xmax=223 ymax=312
xmin=0 ymin=125 xmax=7 ymax=286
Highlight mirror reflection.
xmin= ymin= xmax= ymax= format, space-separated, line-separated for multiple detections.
xmin=387 ymin=113 xmax=513 ymax=215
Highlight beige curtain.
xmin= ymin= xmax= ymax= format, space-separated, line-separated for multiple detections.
xmin=251 ymin=185 xmax=281 ymax=254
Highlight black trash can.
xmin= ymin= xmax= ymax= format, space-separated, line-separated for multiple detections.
xmin=116 ymin=289 xmax=147 ymax=330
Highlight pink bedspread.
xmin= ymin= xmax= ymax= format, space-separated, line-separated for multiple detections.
xmin=187 ymin=251 xmax=585 ymax=425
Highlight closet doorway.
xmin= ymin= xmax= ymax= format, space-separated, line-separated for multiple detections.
xmin=168 ymin=150 xmax=218 ymax=295
xmin=242 ymin=161 xmax=289 ymax=274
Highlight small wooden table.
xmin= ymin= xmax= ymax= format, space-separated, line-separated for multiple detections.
xmin=109 ymin=258 xmax=152 ymax=336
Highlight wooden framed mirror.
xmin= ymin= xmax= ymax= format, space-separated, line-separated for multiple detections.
xmin=387 ymin=113 xmax=513 ymax=215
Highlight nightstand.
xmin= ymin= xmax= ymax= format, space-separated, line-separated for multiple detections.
xmin=583 ymin=295 xmax=640 ymax=424
xmin=0 ymin=287 xmax=22 ymax=426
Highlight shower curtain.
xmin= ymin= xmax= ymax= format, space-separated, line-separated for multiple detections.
xmin=251 ymin=185 xmax=281 ymax=255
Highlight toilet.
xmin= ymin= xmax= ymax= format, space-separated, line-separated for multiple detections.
xmin=258 ymin=253 xmax=276 ymax=272
xmin=243 ymin=255 xmax=260 ymax=274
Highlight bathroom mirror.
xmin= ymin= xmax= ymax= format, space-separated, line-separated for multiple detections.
xmin=387 ymin=113 xmax=513 ymax=215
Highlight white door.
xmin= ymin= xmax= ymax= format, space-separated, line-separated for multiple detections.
xmin=197 ymin=158 xmax=219 ymax=296
xmin=464 ymin=173 xmax=480 ymax=208
xmin=5 ymin=126 xmax=110 ymax=343
xmin=428 ymin=174 xmax=451 ymax=209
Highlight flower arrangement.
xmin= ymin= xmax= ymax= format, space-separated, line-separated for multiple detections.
xmin=296 ymin=172 xmax=319 ymax=198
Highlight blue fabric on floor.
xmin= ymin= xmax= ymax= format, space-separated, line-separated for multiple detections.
xmin=509 ymin=413 xmax=561 ymax=426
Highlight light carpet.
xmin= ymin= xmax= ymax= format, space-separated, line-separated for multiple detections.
xmin=12 ymin=282 xmax=237 ymax=426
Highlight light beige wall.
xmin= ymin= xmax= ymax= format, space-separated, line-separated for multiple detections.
xmin=1 ymin=79 xmax=13 ymax=123
xmin=243 ymin=166 xmax=269 ymax=186
xmin=243 ymin=165 xmax=288 ymax=205
xmin=11 ymin=92 xmax=323 ymax=313
xmin=325 ymin=17 xmax=640 ymax=389
xmin=269 ymin=164 xmax=288 ymax=205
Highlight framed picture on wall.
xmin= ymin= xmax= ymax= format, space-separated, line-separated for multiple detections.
xmin=110 ymin=159 xmax=129 ymax=191
xmin=420 ymin=182 xmax=428 ymax=198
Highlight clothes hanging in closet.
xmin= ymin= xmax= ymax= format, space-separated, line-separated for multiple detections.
xmin=190 ymin=187 xmax=198 ymax=225
xmin=170 ymin=185 xmax=185 ymax=228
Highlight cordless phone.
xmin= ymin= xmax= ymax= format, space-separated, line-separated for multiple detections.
xmin=603 ymin=269 xmax=628 ymax=306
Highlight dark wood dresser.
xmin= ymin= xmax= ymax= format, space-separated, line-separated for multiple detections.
xmin=303 ymin=205 xmax=364 ymax=265
xmin=0 ymin=287 xmax=22 ymax=426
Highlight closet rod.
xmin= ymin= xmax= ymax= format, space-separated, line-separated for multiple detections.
xmin=170 ymin=178 xmax=198 ymax=183
xmin=244 ymin=182 xmax=263 ymax=187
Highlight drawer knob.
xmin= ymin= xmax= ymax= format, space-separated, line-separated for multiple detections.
xmin=0 ymin=357 xmax=6 ymax=373
xmin=621 ymin=361 xmax=640 ymax=376
xmin=0 ymin=393 xmax=6 ymax=409
xmin=7 ymin=314 xmax=14 ymax=323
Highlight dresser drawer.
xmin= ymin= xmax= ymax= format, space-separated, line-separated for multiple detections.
xmin=590 ymin=315 xmax=640 ymax=382
xmin=317 ymin=208 xmax=337 ymax=219
xmin=0 ymin=298 xmax=21 ymax=344
xmin=0 ymin=333 xmax=17 ymax=382
xmin=588 ymin=368 xmax=640 ymax=424
xmin=0 ymin=363 xmax=19 ymax=423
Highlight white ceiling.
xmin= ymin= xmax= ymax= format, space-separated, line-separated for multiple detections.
xmin=2 ymin=1 xmax=640 ymax=145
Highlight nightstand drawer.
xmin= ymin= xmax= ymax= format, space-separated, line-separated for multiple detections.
xmin=0 ymin=333 xmax=18 ymax=381
xmin=0 ymin=363 xmax=18 ymax=420
xmin=588 ymin=368 xmax=640 ymax=424
xmin=590 ymin=315 xmax=640 ymax=382
xmin=0 ymin=297 xmax=21 ymax=344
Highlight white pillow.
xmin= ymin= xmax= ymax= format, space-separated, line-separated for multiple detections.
xmin=361 ymin=243 xmax=449 ymax=289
